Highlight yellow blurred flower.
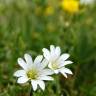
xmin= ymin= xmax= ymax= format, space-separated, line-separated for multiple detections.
xmin=35 ymin=6 xmax=42 ymax=16
xmin=60 ymin=0 xmax=79 ymax=13
xmin=45 ymin=6 xmax=54 ymax=15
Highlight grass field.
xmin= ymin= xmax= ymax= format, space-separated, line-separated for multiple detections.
xmin=0 ymin=0 xmax=96 ymax=96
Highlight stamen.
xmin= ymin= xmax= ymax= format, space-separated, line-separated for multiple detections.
xmin=27 ymin=69 xmax=38 ymax=79
xmin=52 ymin=61 xmax=59 ymax=70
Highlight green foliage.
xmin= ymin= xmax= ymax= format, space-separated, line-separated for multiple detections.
xmin=0 ymin=0 xmax=96 ymax=96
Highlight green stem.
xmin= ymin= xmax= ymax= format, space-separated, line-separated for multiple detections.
xmin=30 ymin=87 xmax=33 ymax=96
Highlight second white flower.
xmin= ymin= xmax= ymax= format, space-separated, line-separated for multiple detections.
xmin=42 ymin=45 xmax=73 ymax=78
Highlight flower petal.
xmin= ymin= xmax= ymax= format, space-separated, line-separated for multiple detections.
xmin=41 ymin=69 xmax=54 ymax=75
xmin=39 ymin=76 xmax=54 ymax=81
xmin=17 ymin=76 xmax=29 ymax=84
xmin=42 ymin=48 xmax=50 ymax=60
xmin=55 ymin=46 xmax=61 ymax=57
xmin=61 ymin=68 xmax=73 ymax=74
xmin=34 ymin=55 xmax=43 ymax=64
xmin=48 ymin=62 xmax=52 ymax=69
xmin=60 ymin=67 xmax=72 ymax=78
xmin=24 ymin=54 xmax=33 ymax=66
xmin=59 ymin=53 xmax=70 ymax=61
xmin=41 ymin=59 xmax=48 ymax=68
xmin=50 ymin=45 xmax=55 ymax=54
xmin=31 ymin=80 xmax=38 ymax=91
xmin=14 ymin=70 xmax=26 ymax=77
xmin=18 ymin=58 xmax=28 ymax=70
xmin=60 ymin=71 xmax=68 ymax=78
xmin=54 ymin=70 xmax=59 ymax=74
xmin=59 ymin=61 xmax=73 ymax=68
xmin=37 ymin=80 xmax=45 ymax=91
xmin=63 ymin=61 xmax=73 ymax=66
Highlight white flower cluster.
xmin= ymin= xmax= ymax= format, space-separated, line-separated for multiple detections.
xmin=14 ymin=45 xmax=73 ymax=91
xmin=80 ymin=0 xmax=95 ymax=5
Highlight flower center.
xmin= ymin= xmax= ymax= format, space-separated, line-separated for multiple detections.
xmin=27 ymin=69 xmax=38 ymax=79
xmin=52 ymin=61 xmax=59 ymax=70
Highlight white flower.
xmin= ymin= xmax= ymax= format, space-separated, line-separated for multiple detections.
xmin=14 ymin=54 xmax=54 ymax=91
xmin=42 ymin=45 xmax=73 ymax=78
xmin=80 ymin=0 xmax=95 ymax=5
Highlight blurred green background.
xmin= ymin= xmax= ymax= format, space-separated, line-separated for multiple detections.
xmin=0 ymin=0 xmax=96 ymax=96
